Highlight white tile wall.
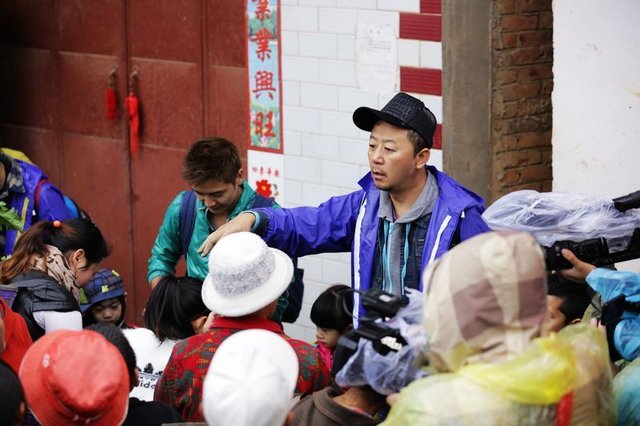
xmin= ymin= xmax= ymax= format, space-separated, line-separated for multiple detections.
xmin=337 ymin=0 xmax=377 ymax=9
xmin=299 ymin=32 xmax=339 ymax=58
xmin=337 ymin=35 xmax=356 ymax=60
xmin=319 ymin=59 xmax=358 ymax=86
xmin=282 ymin=7 xmax=319 ymax=31
xmin=283 ymin=130 xmax=302 ymax=156
xmin=300 ymin=83 xmax=339 ymax=109
xmin=398 ymin=39 xmax=420 ymax=67
xmin=281 ymin=31 xmax=300 ymax=55
xmin=302 ymin=134 xmax=342 ymax=161
xmin=321 ymin=160 xmax=363 ymax=186
xmin=280 ymin=1 xmax=443 ymax=343
xmin=420 ymin=41 xmax=443 ymax=69
xmin=282 ymin=81 xmax=301 ymax=106
xmin=299 ymin=0 xmax=337 ymax=6
xmin=319 ymin=8 xmax=358 ymax=34
xmin=376 ymin=0 xmax=420 ymax=12
xmin=282 ymin=57 xmax=320 ymax=82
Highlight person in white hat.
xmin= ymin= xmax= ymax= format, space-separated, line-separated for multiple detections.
xmin=155 ymin=232 xmax=330 ymax=422
xmin=202 ymin=329 xmax=299 ymax=426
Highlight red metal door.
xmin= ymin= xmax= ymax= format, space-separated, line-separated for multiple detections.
xmin=0 ymin=0 xmax=250 ymax=323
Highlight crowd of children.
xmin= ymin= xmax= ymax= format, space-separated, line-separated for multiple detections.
xmin=0 ymin=89 xmax=639 ymax=425
xmin=2 ymin=223 xmax=639 ymax=425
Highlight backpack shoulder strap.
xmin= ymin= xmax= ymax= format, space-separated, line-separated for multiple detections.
xmin=179 ymin=190 xmax=197 ymax=255
xmin=250 ymin=194 xmax=275 ymax=209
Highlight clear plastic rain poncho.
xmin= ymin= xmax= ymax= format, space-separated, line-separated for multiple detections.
xmin=482 ymin=190 xmax=640 ymax=246
xmin=335 ymin=289 xmax=427 ymax=395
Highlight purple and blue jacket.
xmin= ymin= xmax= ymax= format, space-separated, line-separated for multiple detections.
xmin=254 ymin=166 xmax=490 ymax=319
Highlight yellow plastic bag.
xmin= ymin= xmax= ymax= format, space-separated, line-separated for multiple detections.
xmin=459 ymin=333 xmax=577 ymax=405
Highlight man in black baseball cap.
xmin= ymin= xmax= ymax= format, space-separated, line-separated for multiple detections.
xmin=199 ymin=92 xmax=490 ymax=321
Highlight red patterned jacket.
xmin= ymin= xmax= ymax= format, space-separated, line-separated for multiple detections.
xmin=154 ymin=316 xmax=331 ymax=421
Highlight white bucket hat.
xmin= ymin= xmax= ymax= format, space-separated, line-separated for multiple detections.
xmin=202 ymin=232 xmax=293 ymax=317
xmin=202 ymin=329 xmax=299 ymax=426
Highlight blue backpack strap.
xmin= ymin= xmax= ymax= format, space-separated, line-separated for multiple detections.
xmin=250 ymin=194 xmax=275 ymax=209
xmin=179 ymin=190 xmax=197 ymax=255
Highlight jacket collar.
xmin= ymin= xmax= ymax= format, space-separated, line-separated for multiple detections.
xmin=210 ymin=315 xmax=284 ymax=334
xmin=358 ymin=166 xmax=484 ymax=214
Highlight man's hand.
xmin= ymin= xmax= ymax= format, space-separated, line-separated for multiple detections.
xmin=197 ymin=212 xmax=257 ymax=256
xmin=558 ymin=248 xmax=597 ymax=282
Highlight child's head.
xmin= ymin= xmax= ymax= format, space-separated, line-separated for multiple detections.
xmin=144 ymin=276 xmax=210 ymax=341
xmin=547 ymin=275 xmax=592 ymax=333
xmin=81 ymin=269 xmax=126 ymax=327
xmin=311 ymin=284 xmax=353 ymax=349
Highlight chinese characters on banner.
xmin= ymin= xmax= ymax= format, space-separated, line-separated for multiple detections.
xmin=247 ymin=0 xmax=282 ymax=152
xmin=248 ymin=150 xmax=285 ymax=205
xmin=247 ymin=0 xmax=284 ymax=205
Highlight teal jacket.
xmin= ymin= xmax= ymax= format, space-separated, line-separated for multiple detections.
xmin=148 ymin=181 xmax=269 ymax=282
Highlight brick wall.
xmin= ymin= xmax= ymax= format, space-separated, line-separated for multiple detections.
xmin=491 ymin=0 xmax=553 ymax=200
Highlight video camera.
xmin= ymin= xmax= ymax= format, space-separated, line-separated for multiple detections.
xmin=544 ymin=190 xmax=640 ymax=270
xmin=330 ymin=288 xmax=406 ymax=377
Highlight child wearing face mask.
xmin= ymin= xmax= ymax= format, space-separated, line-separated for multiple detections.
xmin=310 ymin=284 xmax=353 ymax=371
xmin=0 ymin=219 xmax=110 ymax=341
xmin=81 ymin=268 xmax=135 ymax=329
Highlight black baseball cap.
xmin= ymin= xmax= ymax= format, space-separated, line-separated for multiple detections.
xmin=352 ymin=92 xmax=437 ymax=149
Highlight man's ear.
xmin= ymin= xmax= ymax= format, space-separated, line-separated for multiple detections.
xmin=236 ymin=168 xmax=244 ymax=186
xmin=415 ymin=147 xmax=430 ymax=169
xmin=569 ymin=318 xmax=582 ymax=326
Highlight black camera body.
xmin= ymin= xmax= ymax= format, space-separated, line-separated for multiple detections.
xmin=330 ymin=288 xmax=406 ymax=377
xmin=544 ymin=228 xmax=640 ymax=270
xmin=544 ymin=190 xmax=640 ymax=270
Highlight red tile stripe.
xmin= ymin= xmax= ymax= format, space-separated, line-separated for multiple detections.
xmin=399 ymin=13 xmax=441 ymax=42
xmin=432 ymin=124 xmax=442 ymax=150
xmin=400 ymin=67 xmax=442 ymax=96
xmin=420 ymin=0 xmax=441 ymax=15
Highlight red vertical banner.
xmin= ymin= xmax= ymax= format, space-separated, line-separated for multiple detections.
xmin=247 ymin=0 xmax=283 ymax=153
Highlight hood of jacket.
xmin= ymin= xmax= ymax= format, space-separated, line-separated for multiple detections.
xmin=421 ymin=231 xmax=548 ymax=372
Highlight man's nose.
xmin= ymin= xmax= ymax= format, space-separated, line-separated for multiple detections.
xmin=371 ymin=146 xmax=384 ymax=163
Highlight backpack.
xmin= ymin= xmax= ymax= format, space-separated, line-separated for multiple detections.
xmin=34 ymin=178 xmax=91 ymax=221
xmin=178 ymin=190 xmax=304 ymax=323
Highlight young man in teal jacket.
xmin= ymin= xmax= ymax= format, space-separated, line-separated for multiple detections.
xmin=148 ymin=137 xmax=303 ymax=322
xmin=200 ymin=94 xmax=490 ymax=321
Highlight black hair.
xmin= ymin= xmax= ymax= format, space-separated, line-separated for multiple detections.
xmin=407 ymin=129 xmax=430 ymax=154
xmin=310 ymin=284 xmax=353 ymax=332
xmin=182 ymin=137 xmax=241 ymax=185
xmin=0 ymin=218 xmax=110 ymax=282
xmin=547 ymin=275 xmax=593 ymax=324
xmin=143 ymin=276 xmax=209 ymax=341
xmin=86 ymin=323 xmax=137 ymax=390
xmin=0 ymin=359 xmax=24 ymax=426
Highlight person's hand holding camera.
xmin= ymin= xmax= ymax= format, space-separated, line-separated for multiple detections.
xmin=559 ymin=249 xmax=597 ymax=282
